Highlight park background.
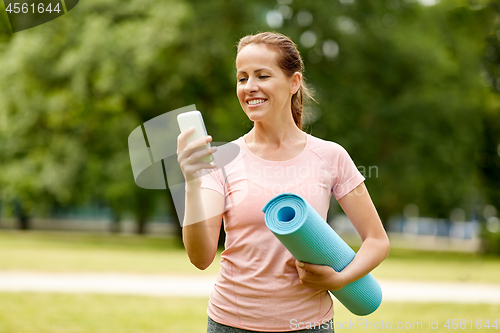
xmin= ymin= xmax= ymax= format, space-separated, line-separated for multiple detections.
xmin=0 ymin=0 xmax=500 ymax=332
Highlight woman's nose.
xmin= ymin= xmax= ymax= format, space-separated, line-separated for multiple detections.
xmin=244 ymin=77 xmax=258 ymax=94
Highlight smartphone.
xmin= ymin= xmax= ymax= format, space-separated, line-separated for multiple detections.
xmin=177 ymin=110 xmax=213 ymax=163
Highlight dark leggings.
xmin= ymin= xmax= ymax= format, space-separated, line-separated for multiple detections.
xmin=207 ymin=317 xmax=335 ymax=333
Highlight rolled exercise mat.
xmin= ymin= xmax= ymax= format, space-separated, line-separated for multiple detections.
xmin=263 ymin=193 xmax=382 ymax=316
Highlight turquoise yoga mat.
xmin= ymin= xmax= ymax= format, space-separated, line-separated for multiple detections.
xmin=263 ymin=193 xmax=382 ymax=316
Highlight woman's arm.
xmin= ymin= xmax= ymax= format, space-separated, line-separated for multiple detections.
xmin=177 ymin=128 xmax=225 ymax=270
xmin=295 ymin=182 xmax=390 ymax=290
xmin=182 ymin=187 xmax=224 ymax=270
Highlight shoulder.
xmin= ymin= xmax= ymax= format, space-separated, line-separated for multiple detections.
xmin=307 ymin=134 xmax=350 ymax=162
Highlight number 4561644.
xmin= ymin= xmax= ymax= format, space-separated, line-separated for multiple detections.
xmin=444 ymin=319 xmax=498 ymax=329
xmin=6 ymin=2 xmax=61 ymax=14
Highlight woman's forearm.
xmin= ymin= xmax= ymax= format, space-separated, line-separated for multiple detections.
xmin=338 ymin=236 xmax=390 ymax=286
xmin=176 ymin=129 xmax=221 ymax=270
xmin=335 ymin=183 xmax=390 ymax=287
xmin=294 ymin=235 xmax=390 ymax=291
xmin=182 ymin=185 xmax=221 ymax=270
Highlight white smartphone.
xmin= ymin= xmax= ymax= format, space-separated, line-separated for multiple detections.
xmin=177 ymin=110 xmax=213 ymax=163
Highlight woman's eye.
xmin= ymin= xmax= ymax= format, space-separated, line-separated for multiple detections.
xmin=238 ymin=77 xmax=248 ymax=83
xmin=259 ymin=75 xmax=269 ymax=79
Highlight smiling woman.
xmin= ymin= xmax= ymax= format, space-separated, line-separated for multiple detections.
xmin=236 ymin=43 xmax=300 ymax=131
xmin=236 ymin=32 xmax=313 ymax=131
xmin=176 ymin=32 xmax=390 ymax=333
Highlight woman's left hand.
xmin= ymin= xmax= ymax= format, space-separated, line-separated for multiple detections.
xmin=295 ymin=260 xmax=347 ymax=291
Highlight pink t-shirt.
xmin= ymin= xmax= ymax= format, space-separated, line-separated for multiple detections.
xmin=201 ymin=133 xmax=365 ymax=332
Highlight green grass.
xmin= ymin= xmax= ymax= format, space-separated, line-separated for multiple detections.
xmin=372 ymin=248 xmax=500 ymax=284
xmin=0 ymin=292 xmax=498 ymax=333
xmin=2 ymin=230 xmax=500 ymax=285
xmin=1 ymin=231 xmax=500 ymax=333
xmin=0 ymin=293 xmax=209 ymax=333
xmin=334 ymin=301 xmax=500 ymax=332
xmin=0 ymin=230 xmax=221 ymax=275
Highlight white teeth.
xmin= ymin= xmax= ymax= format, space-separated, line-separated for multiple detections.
xmin=247 ymin=99 xmax=266 ymax=105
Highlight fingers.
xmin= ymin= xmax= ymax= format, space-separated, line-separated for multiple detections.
xmin=295 ymin=261 xmax=312 ymax=281
xmin=177 ymin=127 xmax=213 ymax=153
xmin=178 ymin=145 xmax=217 ymax=168
xmin=296 ymin=261 xmax=316 ymax=274
xmin=295 ymin=260 xmax=335 ymax=289
xmin=182 ymin=161 xmax=216 ymax=177
xmin=295 ymin=261 xmax=346 ymax=290
xmin=177 ymin=127 xmax=215 ymax=168
xmin=176 ymin=128 xmax=216 ymax=186
xmin=189 ymin=146 xmax=217 ymax=165
xmin=186 ymin=135 xmax=213 ymax=152
xmin=177 ymin=127 xmax=195 ymax=153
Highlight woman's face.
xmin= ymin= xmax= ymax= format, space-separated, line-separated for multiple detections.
xmin=236 ymin=44 xmax=300 ymax=124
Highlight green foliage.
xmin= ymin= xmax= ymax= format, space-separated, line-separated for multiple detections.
xmin=276 ymin=1 xmax=492 ymax=220
xmin=476 ymin=1 xmax=500 ymax=252
xmin=0 ymin=0 xmax=193 ymax=224
xmin=481 ymin=2 xmax=500 ymax=208
xmin=0 ymin=0 xmax=499 ymax=237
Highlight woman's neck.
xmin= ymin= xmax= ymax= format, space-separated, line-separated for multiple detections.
xmin=246 ymin=115 xmax=304 ymax=148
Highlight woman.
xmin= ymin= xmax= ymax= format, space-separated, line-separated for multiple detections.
xmin=177 ymin=32 xmax=390 ymax=333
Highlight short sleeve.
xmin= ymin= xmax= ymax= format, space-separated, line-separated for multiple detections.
xmin=331 ymin=146 xmax=365 ymax=200
xmin=200 ymin=167 xmax=225 ymax=196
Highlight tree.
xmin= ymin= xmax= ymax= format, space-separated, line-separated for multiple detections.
xmin=0 ymin=0 xmax=263 ymax=234
xmin=0 ymin=0 xmax=496 ymax=238
xmin=477 ymin=0 xmax=500 ymax=253
xmin=481 ymin=1 xmax=500 ymax=209
xmin=272 ymin=1 xmax=492 ymax=222
xmin=0 ymin=0 xmax=192 ymax=230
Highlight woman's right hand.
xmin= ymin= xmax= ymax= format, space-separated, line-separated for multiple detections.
xmin=177 ymin=127 xmax=217 ymax=188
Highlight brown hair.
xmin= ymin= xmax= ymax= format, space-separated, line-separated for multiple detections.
xmin=237 ymin=32 xmax=313 ymax=130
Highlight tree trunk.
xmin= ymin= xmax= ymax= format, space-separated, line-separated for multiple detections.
xmin=109 ymin=210 xmax=122 ymax=233
xmin=134 ymin=189 xmax=154 ymax=235
xmin=136 ymin=216 xmax=147 ymax=234
xmin=14 ymin=200 xmax=30 ymax=230
xmin=18 ymin=214 xmax=30 ymax=230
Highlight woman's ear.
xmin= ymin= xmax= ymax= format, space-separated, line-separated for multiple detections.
xmin=290 ymin=72 xmax=302 ymax=95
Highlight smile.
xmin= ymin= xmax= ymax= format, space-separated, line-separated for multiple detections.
xmin=247 ymin=99 xmax=267 ymax=106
